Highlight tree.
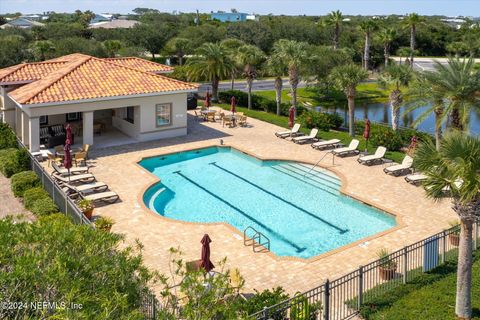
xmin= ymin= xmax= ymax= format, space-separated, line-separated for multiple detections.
xmin=267 ymin=52 xmax=288 ymax=115
xmin=0 ymin=35 xmax=29 ymax=68
xmin=325 ymin=10 xmax=343 ymax=50
xmin=30 ymin=40 xmax=55 ymax=61
xmin=220 ymin=38 xmax=246 ymax=89
xmin=102 ymin=39 xmax=122 ymax=58
xmin=377 ymin=27 xmax=397 ymax=66
xmin=164 ymin=37 xmax=192 ymax=66
xmin=236 ymin=45 xmax=265 ymax=109
xmin=185 ymin=43 xmax=234 ymax=101
xmin=413 ymin=133 xmax=480 ymax=320
xmin=270 ymin=40 xmax=309 ymax=116
xmin=378 ymin=64 xmax=413 ymax=130
xmin=359 ymin=19 xmax=378 ymax=70
xmin=329 ymin=64 xmax=368 ymax=136
xmin=130 ymin=23 xmax=171 ymax=59
xmin=403 ymin=13 xmax=426 ymax=63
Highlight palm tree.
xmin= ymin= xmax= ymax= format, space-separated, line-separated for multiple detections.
xmin=220 ymin=38 xmax=246 ymax=90
xmin=267 ymin=53 xmax=288 ymax=116
xmin=165 ymin=37 xmax=192 ymax=66
xmin=414 ymin=132 xmax=480 ymax=320
xmin=359 ymin=19 xmax=378 ymax=70
xmin=403 ymin=13 xmax=425 ymax=63
xmin=377 ymin=27 xmax=397 ymax=66
xmin=329 ymin=64 xmax=368 ymax=136
xmin=326 ymin=10 xmax=343 ymax=50
xmin=271 ymin=40 xmax=309 ymax=117
xmin=103 ymin=40 xmax=122 ymax=58
xmin=378 ymin=64 xmax=413 ymax=130
xmin=236 ymin=45 xmax=265 ymax=110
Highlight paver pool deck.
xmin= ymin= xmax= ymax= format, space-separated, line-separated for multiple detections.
xmin=87 ymin=111 xmax=456 ymax=295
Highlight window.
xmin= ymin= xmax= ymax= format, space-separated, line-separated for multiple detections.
xmin=156 ymin=103 xmax=172 ymax=127
xmin=66 ymin=112 xmax=80 ymax=121
xmin=125 ymin=106 xmax=135 ymax=124
xmin=39 ymin=115 xmax=48 ymax=125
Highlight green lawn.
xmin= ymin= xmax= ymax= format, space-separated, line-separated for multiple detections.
xmin=207 ymin=103 xmax=405 ymax=163
xmin=359 ymin=252 xmax=480 ymax=320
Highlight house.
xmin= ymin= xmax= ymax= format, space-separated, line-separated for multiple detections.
xmin=211 ymin=11 xmax=249 ymax=22
xmin=89 ymin=19 xmax=139 ymax=29
xmin=0 ymin=17 xmax=45 ymax=29
xmin=0 ymin=54 xmax=196 ymax=152
xmin=90 ymin=13 xmax=113 ymax=24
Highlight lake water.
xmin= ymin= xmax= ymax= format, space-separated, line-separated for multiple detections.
xmin=316 ymin=101 xmax=480 ymax=135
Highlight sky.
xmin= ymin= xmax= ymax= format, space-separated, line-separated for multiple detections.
xmin=1 ymin=0 xmax=479 ymax=17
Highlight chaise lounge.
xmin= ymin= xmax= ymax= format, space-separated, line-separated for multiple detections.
xmin=52 ymin=162 xmax=90 ymax=176
xmin=275 ymin=123 xmax=302 ymax=138
xmin=357 ymin=146 xmax=387 ymax=166
xmin=383 ymin=155 xmax=414 ymax=176
xmin=292 ymin=128 xmax=319 ymax=144
xmin=311 ymin=139 xmax=341 ymax=150
xmin=331 ymin=139 xmax=360 ymax=157
xmin=405 ymin=173 xmax=427 ymax=185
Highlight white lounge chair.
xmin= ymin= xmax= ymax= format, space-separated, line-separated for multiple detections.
xmin=275 ymin=123 xmax=301 ymax=138
xmin=331 ymin=139 xmax=360 ymax=157
xmin=293 ymin=129 xmax=319 ymax=144
xmin=80 ymin=191 xmax=119 ymax=204
xmin=384 ymin=155 xmax=414 ymax=176
xmin=311 ymin=139 xmax=341 ymax=150
xmin=358 ymin=146 xmax=387 ymax=166
xmin=53 ymin=173 xmax=96 ymax=184
xmin=64 ymin=182 xmax=108 ymax=194
xmin=52 ymin=162 xmax=89 ymax=176
xmin=405 ymin=173 xmax=427 ymax=185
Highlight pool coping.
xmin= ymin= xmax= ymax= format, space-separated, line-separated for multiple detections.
xmin=134 ymin=143 xmax=406 ymax=263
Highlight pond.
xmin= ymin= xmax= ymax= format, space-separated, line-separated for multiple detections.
xmin=316 ymin=101 xmax=480 ymax=135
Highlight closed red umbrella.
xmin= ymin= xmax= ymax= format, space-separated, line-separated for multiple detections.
xmin=65 ymin=123 xmax=72 ymax=144
xmin=205 ymin=91 xmax=211 ymax=109
xmin=363 ymin=119 xmax=371 ymax=152
xmin=230 ymin=96 xmax=236 ymax=114
xmin=288 ymin=106 xmax=295 ymax=128
xmin=200 ymin=234 xmax=214 ymax=272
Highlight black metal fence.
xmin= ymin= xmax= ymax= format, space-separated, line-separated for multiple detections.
xmin=251 ymin=221 xmax=479 ymax=320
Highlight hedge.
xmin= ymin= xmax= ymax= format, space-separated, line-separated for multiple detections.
xmin=297 ymin=111 xmax=344 ymax=132
xmin=0 ymin=122 xmax=17 ymax=150
xmin=11 ymin=171 xmax=40 ymax=197
xmin=23 ymin=187 xmax=50 ymax=210
xmin=31 ymin=198 xmax=58 ymax=216
xmin=0 ymin=148 xmax=30 ymax=178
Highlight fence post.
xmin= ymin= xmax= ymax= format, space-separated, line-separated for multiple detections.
xmin=442 ymin=230 xmax=446 ymax=264
xmin=402 ymin=247 xmax=408 ymax=284
xmin=324 ymin=279 xmax=330 ymax=320
xmin=152 ymin=294 xmax=156 ymax=320
xmin=357 ymin=266 xmax=363 ymax=310
xmin=474 ymin=220 xmax=478 ymax=250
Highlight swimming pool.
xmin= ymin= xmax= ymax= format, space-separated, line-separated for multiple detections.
xmin=140 ymin=147 xmax=396 ymax=259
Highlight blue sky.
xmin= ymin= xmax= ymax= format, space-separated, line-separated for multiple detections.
xmin=1 ymin=0 xmax=479 ymax=16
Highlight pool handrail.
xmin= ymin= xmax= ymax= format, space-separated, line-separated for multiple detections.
xmin=243 ymin=226 xmax=271 ymax=253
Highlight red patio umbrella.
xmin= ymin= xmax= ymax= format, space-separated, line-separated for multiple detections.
xmin=200 ymin=234 xmax=214 ymax=273
xmin=64 ymin=124 xmax=73 ymax=179
xmin=288 ymin=106 xmax=295 ymax=128
xmin=230 ymin=96 xmax=236 ymax=115
xmin=205 ymin=90 xmax=211 ymax=109
xmin=65 ymin=123 xmax=72 ymax=143
xmin=363 ymin=119 xmax=371 ymax=152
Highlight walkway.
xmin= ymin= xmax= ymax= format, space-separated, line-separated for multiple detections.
xmin=0 ymin=174 xmax=34 ymax=221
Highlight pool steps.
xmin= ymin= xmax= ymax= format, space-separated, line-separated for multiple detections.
xmin=274 ymin=163 xmax=340 ymax=194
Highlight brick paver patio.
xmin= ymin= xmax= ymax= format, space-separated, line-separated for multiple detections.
xmin=86 ymin=111 xmax=456 ymax=295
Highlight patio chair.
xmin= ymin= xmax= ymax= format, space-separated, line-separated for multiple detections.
xmin=405 ymin=173 xmax=427 ymax=185
xmin=292 ymin=128 xmax=319 ymax=144
xmin=357 ymin=146 xmax=387 ymax=166
xmin=206 ymin=111 xmax=216 ymax=122
xmin=275 ymin=123 xmax=301 ymax=138
xmin=384 ymin=155 xmax=414 ymax=176
xmin=52 ymin=161 xmax=89 ymax=176
xmin=331 ymin=139 xmax=360 ymax=157
xmin=53 ymin=173 xmax=96 ymax=184
xmin=74 ymin=151 xmax=87 ymax=167
xmin=47 ymin=153 xmax=62 ymax=167
xmin=79 ymin=191 xmax=119 ymax=204
xmin=237 ymin=115 xmax=247 ymax=127
xmin=194 ymin=110 xmax=204 ymax=121
xmin=311 ymin=139 xmax=341 ymax=150
xmin=63 ymin=182 xmax=108 ymax=197
xmin=82 ymin=144 xmax=90 ymax=157
xmin=223 ymin=115 xmax=234 ymax=127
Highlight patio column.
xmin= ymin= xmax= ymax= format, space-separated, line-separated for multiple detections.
xmin=82 ymin=111 xmax=94 ymax=146
xmin=28 ymin=117 xmax=40 ymax=152
xmin=21 ymin=111 xmax=29 ymax=146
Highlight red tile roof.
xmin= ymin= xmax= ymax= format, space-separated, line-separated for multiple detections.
xmin=105 ymin=57 xmax=173 ymax=73
xmin=8 ymin=55 xmax=197 ymax=105
xmin=0 ymin=61 xmax=68 ymax=84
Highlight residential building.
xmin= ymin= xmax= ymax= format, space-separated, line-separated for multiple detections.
xmin=90 ymin=13 xmax=113 ymax=24
xmin=0 ymin=54 xmax=196 ymax=152
xmin=89 ymin=19 xmax=139 ymax=29
xmin=0 ymin=17 xmax=45 ymax=29
xmin=211 ymin=11 xmax=249 ymax=22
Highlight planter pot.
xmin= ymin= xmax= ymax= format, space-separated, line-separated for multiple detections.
xmin=449 ymin=233 xmax=460 ymax=246
xmin=83 ymin=208 xmax=94 ymax=220
xmin=379 ymin=264 xmax=397 ymax=280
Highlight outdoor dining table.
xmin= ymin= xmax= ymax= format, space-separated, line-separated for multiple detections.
xmin=54 ymin=147 xmax=83 ymax=157
xmin=223 ymin=114 xmax=237 ymax=127
xmin=201 ymin=110 xmax=216 ymax=121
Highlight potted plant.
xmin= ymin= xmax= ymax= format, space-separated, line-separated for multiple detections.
xmin=77 ymin=199 xmax=94 ymax=220
xmin=377 ymin=248 xmax=397 ymax=280
xmin=447 ymin=220 xmax=460 ymax=246
xmin=95 ymin=216 xmax=115 ymax=232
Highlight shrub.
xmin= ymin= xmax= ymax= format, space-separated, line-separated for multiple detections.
xmin=10 ymin=171 xmax=40 ymax=197
xmin=31 ymin=198 xmax=58 ymax=216
xmin=0 ymin=122 xmax=17 ymax=150
xmin=233 ymin=287 xmax=290 ymax=317
xmin=370 ymin=126 xmax=404 ymax=151
xmin=23 ymin=187 xmax=50 ymax=210
xmin=297 ymin=111 xmax=337 ymax=131
xmin=325 ymin=112 xmax=344 ymax=129
xmin=0 ymin=147 xmax=30 ymax=178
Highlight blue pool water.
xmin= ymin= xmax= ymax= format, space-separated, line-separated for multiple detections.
xmin=140 ymin=147 xmax=396 ymax=259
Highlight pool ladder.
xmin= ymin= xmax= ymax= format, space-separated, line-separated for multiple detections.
xmin=243 ymin=226 xmax=271 ymax=253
